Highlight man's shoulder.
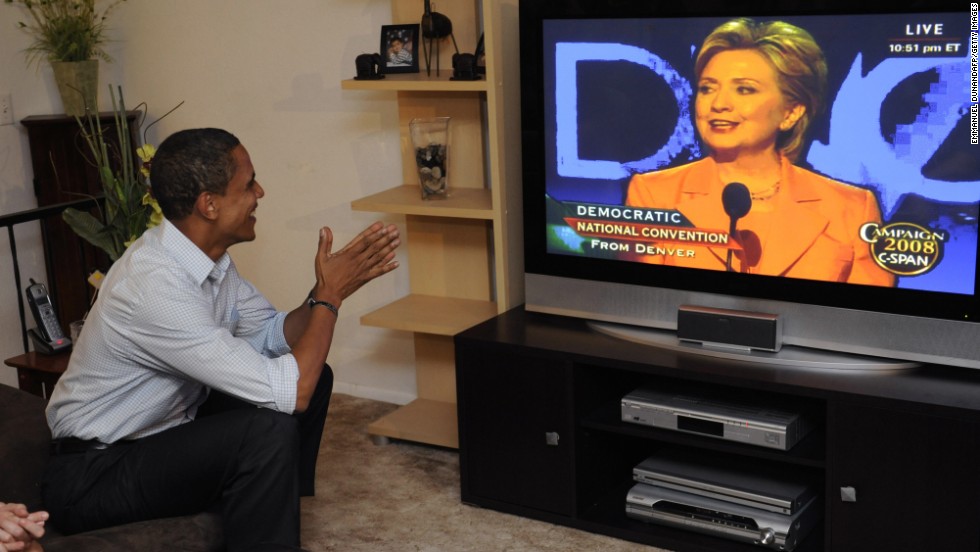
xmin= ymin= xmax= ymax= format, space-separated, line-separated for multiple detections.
xmin=105 ymin=233 xmax=200 ymax=303
xmin=118 ymin=230 xmax=183 ymax=277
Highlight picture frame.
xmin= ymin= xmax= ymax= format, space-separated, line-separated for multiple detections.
xmin=380 ymin=24 xmax=420 ymax=74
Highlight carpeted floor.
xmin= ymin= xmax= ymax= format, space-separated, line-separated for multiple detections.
xmin=299 ymin=393 xmax=670 ymax=551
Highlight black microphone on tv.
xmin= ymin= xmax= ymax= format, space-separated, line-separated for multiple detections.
xmin=721 ymin=182 xmax=752 ymax=272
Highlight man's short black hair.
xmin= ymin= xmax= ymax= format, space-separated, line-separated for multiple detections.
xmin=150 ymin=128 xmax=241 ymax=220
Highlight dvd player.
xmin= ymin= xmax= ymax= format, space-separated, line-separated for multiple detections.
xmin=621 ymin=387 xmax=814 ymax=450
xmin=626 ymin=483 xmax=819 ymax=551
xmin=633 ymin=450 xmax=815 ymax=515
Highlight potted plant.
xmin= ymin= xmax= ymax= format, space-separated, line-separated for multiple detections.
xmin=4 ymin=0 xmax=126 ymax=115
xmin=62 ymin=86 xmax=167 ymax=263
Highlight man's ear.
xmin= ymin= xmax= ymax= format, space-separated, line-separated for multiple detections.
xmin=196 ymin=192 xmax=219 ymax=220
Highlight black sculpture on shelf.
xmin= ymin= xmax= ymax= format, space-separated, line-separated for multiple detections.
xmin=354 ymin=53 xmax=384 ymax=80
xmin=451 ymin=53 xmax=478 ymax=80
xmin=473 ymin=33 xmax=486 ymax=76
xmin=421 ymin=0 xmax=458 ymax=76
xmin=450 ymin=32 xmax=484 ymax=81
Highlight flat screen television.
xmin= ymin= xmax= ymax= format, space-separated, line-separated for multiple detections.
xmin=520 ymin=0 xmax=980 ymax=369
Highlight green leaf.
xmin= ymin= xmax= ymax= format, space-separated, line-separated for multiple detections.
xmin=62 ymin=207 xmax=123 ymax=261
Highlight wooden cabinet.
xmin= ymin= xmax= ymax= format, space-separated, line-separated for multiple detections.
xmin=456 ymin=308 xmax=980 ymax=551
xmin=456 ymin=345 xmax=576 ymax=516
xmin=344 ymin=0 xmax=522 ymax=448
xmin=828 ymin=400 xmax=980 ymax=551
xmin=21 ymin=113 xmax=139 ymax=334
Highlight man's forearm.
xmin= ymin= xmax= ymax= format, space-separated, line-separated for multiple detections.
xmin=290 ymin=305 xmax=337 ymax=412
xmin=282 ymin=292 xmax=313 ymax=348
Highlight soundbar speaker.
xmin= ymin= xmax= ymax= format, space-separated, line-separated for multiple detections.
xmin=677 ymin=305 xmax=782 ymax=352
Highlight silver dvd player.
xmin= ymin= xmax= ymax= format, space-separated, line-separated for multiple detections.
xmin=633 ymin=450 xmax=815 ymax=515
xmin=621 ymin=388 xmax=814 ymax=450
xmin=626 ymin=483 xmax=819 ymax=551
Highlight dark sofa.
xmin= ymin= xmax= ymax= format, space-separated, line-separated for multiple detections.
xmin=0 ymin=383 xmax=224 ymax=551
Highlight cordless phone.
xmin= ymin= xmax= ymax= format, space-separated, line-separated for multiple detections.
xmin=25 ymin=279 xmax=72 ymax=354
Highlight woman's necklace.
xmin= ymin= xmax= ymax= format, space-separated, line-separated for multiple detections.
xmin=750 ymin=180 xmax=781 ymax=201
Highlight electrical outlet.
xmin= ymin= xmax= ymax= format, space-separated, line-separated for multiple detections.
xmin=0 ymin=93 xmax=13 ymax=125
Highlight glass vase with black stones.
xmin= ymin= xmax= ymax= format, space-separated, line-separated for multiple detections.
xmin=409 ymin=117 xmax=451 ymax=199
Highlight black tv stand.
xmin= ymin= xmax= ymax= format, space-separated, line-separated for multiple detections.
xmin=455 ymin=308 xmax=980 ymax=552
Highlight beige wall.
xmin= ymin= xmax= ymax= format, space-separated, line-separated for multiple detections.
xmin=0 ymin=0 xmax=418 ymax=404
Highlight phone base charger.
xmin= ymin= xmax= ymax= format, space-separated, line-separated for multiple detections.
xmin=29 ymin=328 xmax=71 ymax=355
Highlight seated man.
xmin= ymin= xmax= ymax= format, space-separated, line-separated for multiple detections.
xmin=42 ymin=128 xmax=400 ymax=551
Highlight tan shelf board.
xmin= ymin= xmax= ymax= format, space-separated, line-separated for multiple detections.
xmin=342 ymin=75 xmax=488 ymax=92
xmin=351 ymin=185 xmax=493 ymax=219
xmin=367 ymin=398 xmax=458 ymax=449
xmin=360 ymin=294 xmax=498 ymax=335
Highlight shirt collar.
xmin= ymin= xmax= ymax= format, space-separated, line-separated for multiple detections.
xmin=158 ymin=219 xmax=232 ymax=287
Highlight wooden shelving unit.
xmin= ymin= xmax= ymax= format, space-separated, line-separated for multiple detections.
xmin=343 ymin=0 xmax=522 ymax=449
xmin=351 ymin=185 xmax=493 ymax=219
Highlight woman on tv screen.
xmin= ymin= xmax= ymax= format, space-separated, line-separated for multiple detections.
xmin=626 ymin=18 xmax=896 ymax=286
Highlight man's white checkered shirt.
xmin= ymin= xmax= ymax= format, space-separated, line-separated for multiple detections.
xmin=46 ymin=219 xmax=300 ymax=443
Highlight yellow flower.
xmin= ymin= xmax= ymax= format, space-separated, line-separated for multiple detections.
xmin=123 ymin=192 xmax=162 ymax=249
xmin=142 ymin=192 xmax=163 ymax=229
xmin=137 ymin=144 xmax=156 ymax=177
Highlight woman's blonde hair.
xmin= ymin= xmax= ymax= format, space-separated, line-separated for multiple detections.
xmin=695 ymin=18 xmax=827 ymax=162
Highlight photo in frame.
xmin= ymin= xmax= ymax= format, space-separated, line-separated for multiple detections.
xmin=380 ymin=24 xmax=420 ymax=74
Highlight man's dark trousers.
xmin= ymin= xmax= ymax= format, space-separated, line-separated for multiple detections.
xmin=42 ymin=364 xmax=334 ymax=551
